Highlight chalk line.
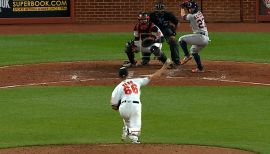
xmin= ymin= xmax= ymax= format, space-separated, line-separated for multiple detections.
xmin=0 ymin=77 xmax=119 ymax=89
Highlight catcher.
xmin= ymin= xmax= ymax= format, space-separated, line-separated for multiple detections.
xmin=123 ymin=12 xmax=168 ymax=67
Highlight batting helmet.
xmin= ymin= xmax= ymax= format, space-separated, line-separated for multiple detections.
xmin=186 ymin=1 xmax=199 ymax=14
xmin=119 ymin=67 xmax=128 ymax=78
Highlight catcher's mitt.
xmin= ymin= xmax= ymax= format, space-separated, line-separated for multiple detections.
xmin=141 ymin=37 xmax=156 ymax=48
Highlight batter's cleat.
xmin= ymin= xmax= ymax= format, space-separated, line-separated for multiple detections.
xmin=180 ymin=56 xmax=192 ymax=65
xmin=191 ymin=68 xmax=204 ymax=73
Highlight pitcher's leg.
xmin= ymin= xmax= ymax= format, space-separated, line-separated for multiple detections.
xmin=121 ymin=119 xmax=129 ymax=141
xmin=128 ymin=104 xmax=142 ymax=144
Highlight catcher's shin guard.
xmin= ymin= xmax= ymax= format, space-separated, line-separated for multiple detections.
xmin=125 ymin=41 xmax=136 ymax=64
xmin=158 ymin=52 xmax=167 ymax=64
xmin=141 ymin=52 xmax=151 ymax=65
xmin=151 ymin=46 xmax=167 ymax=63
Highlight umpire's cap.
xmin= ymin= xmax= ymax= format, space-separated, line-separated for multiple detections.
xmin=119 ymin=67 xmax=128 ymax=78
xmin=155 ymin=2 xmax=165 ymax=10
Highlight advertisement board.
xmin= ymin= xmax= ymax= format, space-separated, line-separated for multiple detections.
xmin=257 ymin=0 xmax=270 ymax=21
xmin=0 ymin=0 xmax=70 ymax=18
xmin=259 ymin=0 xmax=270 ymax=15
xmin=0 ymin=0 xmax=73 ymax=24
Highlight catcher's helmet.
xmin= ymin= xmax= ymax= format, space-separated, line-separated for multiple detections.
xmin=154 ymin=2 xmax=165 ymax=11
xmin=119 ymin=67 xmax=128 ymax=78
xmin=138 ymin=12 xmax=150 ymax=23
xmin=186 ymin=1 xmax=199 ymax=14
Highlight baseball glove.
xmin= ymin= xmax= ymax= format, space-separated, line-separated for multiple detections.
xmin=141 ymin=37 xmax=156 ymax=48
xmin=111 ymin=100 xmax=121 ymax=110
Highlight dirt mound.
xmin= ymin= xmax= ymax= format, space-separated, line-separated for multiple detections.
xmin=0 ymin=144 xmax=256 ymax=154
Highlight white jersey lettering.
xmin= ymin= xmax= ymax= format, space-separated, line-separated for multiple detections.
xmin=111 ymin=78 xmax=149 ymax=106
xmin=186 ymin=11 xmax=208 ymax=36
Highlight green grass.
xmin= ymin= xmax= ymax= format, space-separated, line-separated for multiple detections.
xmin=0 ymin=33 xmax=130 ymax=66
xmin=1 ymin=32 xmax=270 ymax=153
xmin=204 ymin=32 xmax=270 ymax=62
xmin=0 ymin=32 xmax=270 ymax=66
xmin=0 ymin=86 xmax=270 ymax=153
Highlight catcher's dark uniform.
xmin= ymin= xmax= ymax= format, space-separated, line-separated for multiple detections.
xmin=124 ymin=12 xmax=167 ymax=67
xmin=149 ymin=10 xmax=180 ymax=65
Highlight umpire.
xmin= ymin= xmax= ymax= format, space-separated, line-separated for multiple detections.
xmin=149 ymin=2 xmax=180 ymax=65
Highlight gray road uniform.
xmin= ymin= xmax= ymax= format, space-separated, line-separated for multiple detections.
xmin=179 ymin=11 xmax=209 ymax=54
xmin=178 ymin=1 xmax=210 ymax=72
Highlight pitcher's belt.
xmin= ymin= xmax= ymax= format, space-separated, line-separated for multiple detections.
xmin=121 ymin=100 xmax=139 ymax=104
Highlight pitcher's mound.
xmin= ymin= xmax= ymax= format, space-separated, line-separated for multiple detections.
xmin=0 ymin=144 xmax=256 ymax=154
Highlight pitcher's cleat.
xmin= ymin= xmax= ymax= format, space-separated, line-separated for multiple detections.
xmin=131 ymin=140 xmax=140 ymax=144
xmin=121 ymin=127 xmax=128 ymax=141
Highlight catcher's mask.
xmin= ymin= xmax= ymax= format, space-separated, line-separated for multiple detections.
xmin=138 ymin=12 xmax=150 ymax=30
xmin=186 ymin=1 xmax=199 ymax=14
xmin=119 ymin=67 xmax=128 ymax=78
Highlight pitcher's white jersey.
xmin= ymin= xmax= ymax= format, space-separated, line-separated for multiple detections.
xmin=111 ymin=78 xmax=150 ymax=106
xmin=186 ymin=11 xmax=208 ymax=36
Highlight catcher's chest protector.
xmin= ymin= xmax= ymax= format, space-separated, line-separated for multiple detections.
xmin=136 ymin=23 xmax=156 ymax=38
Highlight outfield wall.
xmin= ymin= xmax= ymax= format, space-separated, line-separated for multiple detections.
xmin=0 ymin=0 xmax=269 ymax=24
xmin=76 ymin=0 xmax=263 ymax=24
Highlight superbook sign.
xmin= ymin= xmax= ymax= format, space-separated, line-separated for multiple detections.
xmin=0 ymin=0 xmax=70 ymax=17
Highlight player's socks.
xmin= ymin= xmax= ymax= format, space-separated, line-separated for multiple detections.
xmin=179 ymin=40 xmax=190 ymax=57
xmin=192 ymin=53 xmax=203 ymax=70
